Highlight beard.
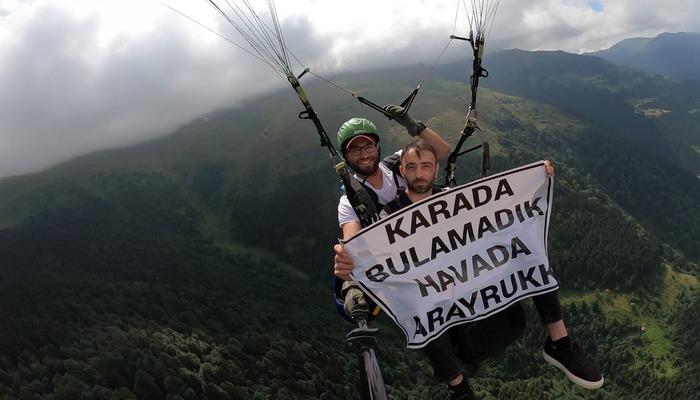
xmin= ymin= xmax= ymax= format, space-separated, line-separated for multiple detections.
xmin=348 ymin=155 xmax=380 ymax=177
xmin=406 ymin=178 xmax=434 ymax=194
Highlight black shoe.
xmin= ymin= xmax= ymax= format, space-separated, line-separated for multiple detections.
xmin=543 ymin=337 xmax=604 ymax=389
xmin=449 ymin=378 xmax=475 ymax=400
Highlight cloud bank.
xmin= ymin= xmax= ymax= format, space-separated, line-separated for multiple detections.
xmin=0 ymin=0 xmax=698 ymax=178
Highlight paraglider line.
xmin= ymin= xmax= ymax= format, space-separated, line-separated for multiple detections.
xmin=161 ymin=2 xmax=275 ymax=69
xmin=308 ymin=71 xmax=358 ymax=98
xmin=419 ymin=38 xmax=454 ymax=86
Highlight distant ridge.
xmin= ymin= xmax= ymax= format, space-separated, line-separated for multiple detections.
xmin=587 ymin=32 xmax=700 ymax=80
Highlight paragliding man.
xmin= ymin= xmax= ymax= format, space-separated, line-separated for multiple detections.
xmin=332 ymin=108 xmax=603 ymax=399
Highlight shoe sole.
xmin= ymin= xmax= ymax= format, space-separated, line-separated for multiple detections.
xmin=543 ymin=350 xmax=604 ymax=390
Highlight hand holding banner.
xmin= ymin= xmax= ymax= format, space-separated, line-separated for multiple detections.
xmin=345 ymin=161 xmax=558 ymax=348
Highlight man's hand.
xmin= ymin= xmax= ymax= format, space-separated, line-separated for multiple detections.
xmin=384 ymin=104 xmax=424 ymax=136
xmin=544 ymin=160 xmax=555 ymax=177
xmin=333 ymin=244 xmax=354 ymax=281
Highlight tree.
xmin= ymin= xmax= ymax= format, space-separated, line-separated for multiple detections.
xmin=133 ymin=370 xmax=164 ymax=400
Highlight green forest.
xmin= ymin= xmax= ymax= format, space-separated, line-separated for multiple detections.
xmin=0 ymin=48 xmax=699 ymax=399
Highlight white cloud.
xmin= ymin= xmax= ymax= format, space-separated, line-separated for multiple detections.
xmin=0 ymin=0 xmax=698 ymax=178
xmin=494 ymin=0 xmax=700 ymax=52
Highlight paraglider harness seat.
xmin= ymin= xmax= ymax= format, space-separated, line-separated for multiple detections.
xmin=450 ymin=303 xmax=525 ymax=375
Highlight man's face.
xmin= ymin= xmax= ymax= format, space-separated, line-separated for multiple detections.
xmin=346 ymin=137 xmax=380 ymax=176
xmin=400 ymin=149 xmax=438 ymax=194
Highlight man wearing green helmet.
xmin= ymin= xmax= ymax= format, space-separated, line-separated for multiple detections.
xmin=333 ymin=106 xmax=466 ymax=396
xmin=333 ymin=105 xmax=450 ymax=319
xmin=334 ymin=105 xmax=450 ymax=241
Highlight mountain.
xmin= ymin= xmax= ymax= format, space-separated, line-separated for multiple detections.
xmin=0 ymin=49 xmax=698 ymax=399
xmin=477 ymin=49 xmax=700 ymax=260
xmin=587 ymin=32 xmax=700 ymax=81
xmin=481 ymin=49 xmax=700 ymax=172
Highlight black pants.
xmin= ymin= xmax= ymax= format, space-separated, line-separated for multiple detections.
xmin=425 ymin=290 xmax=563 ymax=382
xmin=532 ymin=289 xmax=564 ymax=325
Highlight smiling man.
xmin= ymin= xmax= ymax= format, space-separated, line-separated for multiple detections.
xmin=334 ymin=106 xmax=451 ymax=245
xmin=337 ymin=138 xmax=480 ymax=399
xmin=332 ymin=105 xmax=450 ymax=320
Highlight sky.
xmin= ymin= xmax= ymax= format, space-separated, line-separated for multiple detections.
xmin=0 ymin=0 xmax=698 ymax=179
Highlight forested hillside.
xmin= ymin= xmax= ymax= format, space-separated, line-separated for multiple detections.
xmin=483 ymin=50 xmax=700 ymax=261
xmin=0 ymin=47 xmax=698 ymax=399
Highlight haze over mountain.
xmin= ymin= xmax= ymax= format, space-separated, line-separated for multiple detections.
xmin=0 ymin=38 xmax=699 ymax=399
xmin=587 ymin=32 xmax=700 ymax=81
xmin=3 ymin=0 xmax=700 ymax=179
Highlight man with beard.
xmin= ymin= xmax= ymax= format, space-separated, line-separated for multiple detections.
xmin=334 ymin=138 xmax=603 ymax=399
xmin=337 ymin=139 xmax=478 ymax=399
xmin=332 ymin=105 xmax=449 ymax=320
xmin=334 ymin=105 xmax=451 ymax=239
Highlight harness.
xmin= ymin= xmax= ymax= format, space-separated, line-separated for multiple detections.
xmin=340 ymin=153 xmax=404 ymax=220
xmin=334 ymin=153 xmax=404 ymax=323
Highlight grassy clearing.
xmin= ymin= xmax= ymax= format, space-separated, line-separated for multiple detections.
xmin=562 ymin=264 xmax=697 ymax=313
xmin=641 ymin=321 xmax=678 ymax=378
xmin=560 ymin=262 xmax=699 ymax=379
xmin=661 ymin=264 xmax=698 ymax=309
xmin=559 ymin=289 xmax=632 ymax=314
xmin=561 ymin=288 xmax=680 ymax=378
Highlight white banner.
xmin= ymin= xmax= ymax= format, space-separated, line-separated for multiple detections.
xmin=346 ymin=161 xmax=558 ymax=348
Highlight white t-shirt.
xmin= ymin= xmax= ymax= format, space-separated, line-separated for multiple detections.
xmin=337 ymin=154 xmax=406 ymax=227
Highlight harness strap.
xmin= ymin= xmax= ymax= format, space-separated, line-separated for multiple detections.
xmin=381 ymin=153 xmax=405 ymax=197
xmin=337 ymin=163 xmax=380 ymax=228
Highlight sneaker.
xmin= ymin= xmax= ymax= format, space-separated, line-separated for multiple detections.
xmin=543 ymin=337 xmax=604 ymax=389
xmin=449 ymin=378 xmax=475 ymax=400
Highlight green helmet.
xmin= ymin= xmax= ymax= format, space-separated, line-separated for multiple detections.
xmin=336 ymin=118 xmax=380 ymax=152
